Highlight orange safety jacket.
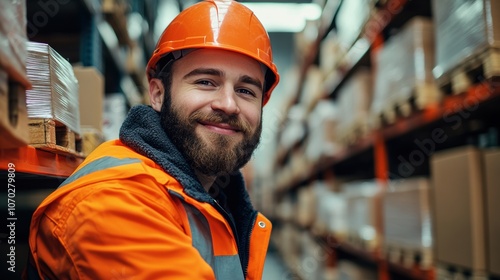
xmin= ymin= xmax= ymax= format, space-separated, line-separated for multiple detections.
xmin=26 ymin=105 xmax=272 ymax=280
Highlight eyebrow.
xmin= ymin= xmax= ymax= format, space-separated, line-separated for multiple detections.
xmin=183 ymin=68 xmax=263 ymax=91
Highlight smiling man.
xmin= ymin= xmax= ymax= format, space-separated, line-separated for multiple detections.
xmin=25 ymin=1 xmax=280 ymax=279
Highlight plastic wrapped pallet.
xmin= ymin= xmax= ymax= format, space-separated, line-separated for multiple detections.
xmin=0 ymin=0 xmax=30 ymax=149
xmin=298 ymin=66 xmax=325 ymax=114
xmin=314 ymin=181 xmax=348 ymax=240
xmin=279 ymin=104 xmax=307 ymax=152
xmin=296 ymin=184 xmax=317 ymax=228
xmin=336 ymin=67 xmax=372 ymax=145
xmin=342 ymin=180 xmax=382 ymax=252
xmin=319 ymin=32 xmax=343 ymax=75
xmin=383 ymin=177 xmax=433 ymax=268
xmin=370 ymin=17 xmax=439 ymax=128
xmin=335 ymin=0 xmax=374 ymax=53
xmin=26 ymin=42 xmax=80 ymax=135
xmin=0 ymin=0 xmax=30 ymax=88
xmin=432 ymin=0 xmax=500 ymax=85
xmin=305 ymin=100 xmax=341 ymax=165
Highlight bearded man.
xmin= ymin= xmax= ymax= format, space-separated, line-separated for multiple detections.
xmin=25 ymin=1 xmax=280 ymax=279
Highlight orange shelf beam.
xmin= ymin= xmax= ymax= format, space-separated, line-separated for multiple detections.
xmin=0 ymin=145 xmax=84 ymax=177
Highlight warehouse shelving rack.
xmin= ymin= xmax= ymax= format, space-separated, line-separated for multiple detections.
xmin=267 ymin=0 xmax=500 ymax=279
xmin=0 ymin=1 xmax=159 ymax=278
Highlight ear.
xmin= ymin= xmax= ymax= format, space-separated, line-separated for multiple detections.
xmin=149 ymin=78 xmax=165 ymax=112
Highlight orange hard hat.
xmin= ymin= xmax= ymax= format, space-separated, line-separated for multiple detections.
xmin=147 ymin=0 xmax=280 ymax=105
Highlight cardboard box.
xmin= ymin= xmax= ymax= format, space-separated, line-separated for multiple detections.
xmin=0 ymin=70 xmax=29 ymax=149
xmin=430 ymin=146 xmax=487 ymax=271
xmin=484 ymin=149 xmax=500 ymax=276
xmin=73 ymin=66 xmax=104 ymax=132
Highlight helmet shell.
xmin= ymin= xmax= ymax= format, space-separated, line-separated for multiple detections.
xmin=147 ymin=0 xmax=280 ymax=105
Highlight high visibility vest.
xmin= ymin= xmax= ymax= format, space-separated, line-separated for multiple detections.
xmin=27 ymin=140 xmax=271 ymax=280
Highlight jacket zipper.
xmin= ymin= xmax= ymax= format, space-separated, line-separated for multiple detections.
xmin=211 ymin=199 xmax=243 ymax=269
xmin=242 ymin=211 xmax=258 ymax=278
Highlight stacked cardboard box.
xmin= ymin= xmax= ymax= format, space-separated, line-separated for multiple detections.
xmin=73 ymin=66 xmax=105 ymax=156
xmin=430 ymin=146 xmax=487 ymax=276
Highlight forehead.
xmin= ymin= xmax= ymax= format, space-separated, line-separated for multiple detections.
xmin=172 ymin=49 xmax=264 ymax=79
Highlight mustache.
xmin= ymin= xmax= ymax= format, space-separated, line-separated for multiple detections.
xmin=189 ymin=111 xmax=252 ymax=134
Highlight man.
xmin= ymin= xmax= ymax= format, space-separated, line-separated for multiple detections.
xmin=25 ymin=1 xmax=280 ymax=279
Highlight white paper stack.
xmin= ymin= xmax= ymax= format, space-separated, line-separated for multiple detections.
xmin=26 ymin=41 xmax=80 ymax=134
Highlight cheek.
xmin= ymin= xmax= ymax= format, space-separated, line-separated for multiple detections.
xmin=241 ymin=107 xmax=262 ymax=130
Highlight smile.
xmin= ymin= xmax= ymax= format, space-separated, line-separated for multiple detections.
xmin=198 ymin=121 xmax=242 ymax=135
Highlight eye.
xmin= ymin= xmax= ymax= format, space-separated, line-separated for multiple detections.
xmin=195 ymin=79 xmax=215 ymax=87
xmin=237 ymin=88 xmax=256 ymax=97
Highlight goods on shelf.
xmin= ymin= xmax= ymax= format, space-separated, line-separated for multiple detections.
xmin=283 ymin=224 xmax=304 ymax=271
xmin=0 ymin=68 xmax=29 ymax=149
xmin=342 ymin=180 xmax=382 ymax=253
xmin=280 ymin=103 xmax=307 ymax=153
xmin=297 ymin=230 xmax=329 ymax=280
xmin=26 ymin=41 xmax=81 ymax=135
xmin=304 ymin=100 xmax=341 ymax=166
xmin=296 ymin=184 xmax=317 ymax=228
xmin=430 ymin=146 xmax=488 ymax=278
xmin=314 ymin=181 xmax=348 ymax=240
xmin=103 ymin=93 xmax=128 ymax=140
xmin=370 ymin=17 xmax=440 ymax=128
xmin=294 ymin=19 xmax=321 ymax=65
xmin=299 ymin=66 xmax=325 ymax=114
xmin=382 ymin=177 xmax=433 ymax=269
xmin=102 ymin=0 xmax=132 ymax=47
xmin=74 ymin=66 xmax=105 ymax=131
xmin=319 ymin=30 xmax=342 ymax=74
xmin=335 ymin=67 xmax=372 ymax=145
xmin=483 ymin=149 xmax=500 ymax=277
xmin=0 ymin=0 xmax=30 ymax=149
xmin=338 ymin=260 xmax=378 ymax=280
xmin=334 ymin=0 xmax=374 ymax=54
xmin=28 ymin=118 xmax=82 ymax=155
xmin=0 ymin=0 xmax=30 ymax=88
xmin=74 ymin=66 xmax=106 ymax=156
xmin=26 ymin=41 xmax=82 ymax=155
xmin=81 ymin=127 xmax=105 ymax=157
xmin=432 ymin=0 xmax=500 ymax=93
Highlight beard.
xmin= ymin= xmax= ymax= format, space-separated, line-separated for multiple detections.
xmin=160 ymin=93 xmax=262 ymax=177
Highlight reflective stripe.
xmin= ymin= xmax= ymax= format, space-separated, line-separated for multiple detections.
xmin=59 ymin=157 xmax=141 ymax=188
xmin=171 ymin=191 xmax=245 ymax=280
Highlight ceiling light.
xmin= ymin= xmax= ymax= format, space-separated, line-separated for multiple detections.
xmin=239 ymin=2 xmax=322 ymax=33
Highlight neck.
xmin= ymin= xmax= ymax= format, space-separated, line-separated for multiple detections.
xmin=194 ymin=170 xmax=217 ymax=193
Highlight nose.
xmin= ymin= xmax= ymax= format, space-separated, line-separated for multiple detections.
xmin=210 ymin=86 xmax=240 ymax=115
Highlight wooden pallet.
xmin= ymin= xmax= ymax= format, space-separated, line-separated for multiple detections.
xmin=81 ymin=127 xmax=105 ymax=157
xmin=370 ymin=81 xmax=442 ymax=129
xmin=28 ymin=118 xmax=83 ymax=156
xmin=339 ymin=119 xmax=371 ymax=146
xmin=436 ymin=263 xmax=489 ymax=280
xmin=384 ymin=244 xmax=433 ymax=270
xmin=435 ymin=47 xmax=500 ymax=95
xmin=345 ymin=233 xmax=378 ymax=253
